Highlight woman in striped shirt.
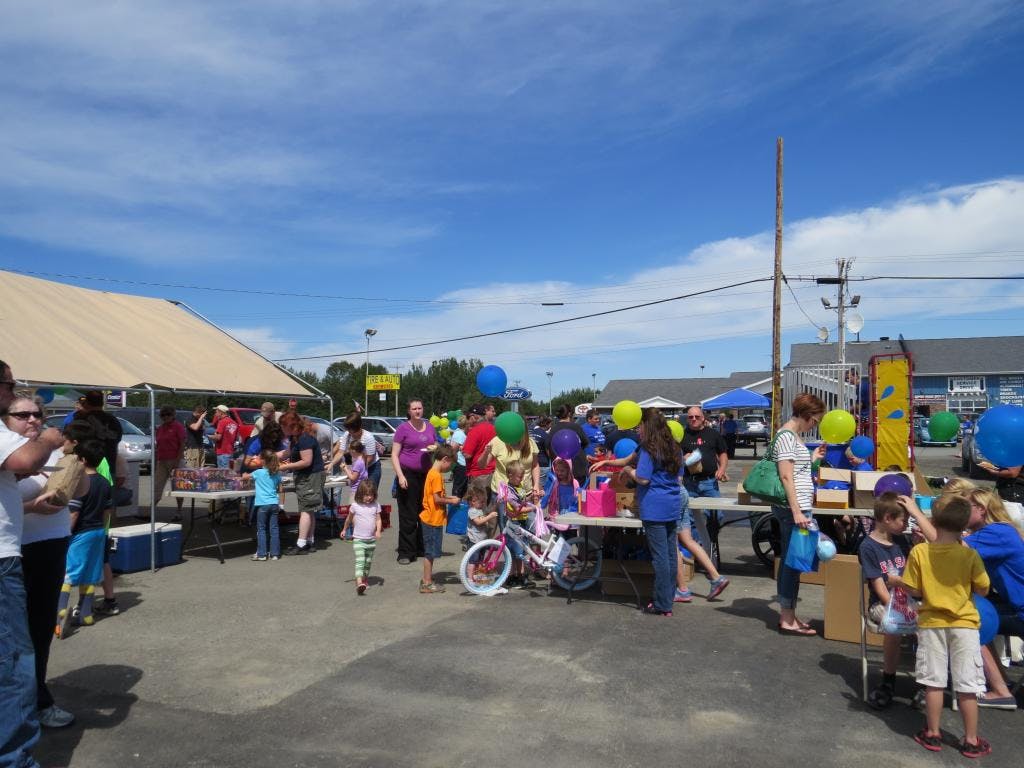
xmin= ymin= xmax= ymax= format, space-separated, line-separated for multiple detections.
xmin=773 ymin=393 xmax=827 ymax=636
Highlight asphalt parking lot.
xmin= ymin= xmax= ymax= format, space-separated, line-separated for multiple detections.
xmin=36 ymin=445 xmax=1018 ymax=768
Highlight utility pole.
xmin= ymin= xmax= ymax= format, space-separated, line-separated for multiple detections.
xmin=818 ymin=260 xmax=860 ymax=367
xmin=771 ymin=138 xmax=784 ymax=432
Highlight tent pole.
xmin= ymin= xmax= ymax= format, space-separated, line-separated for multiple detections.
xmin=148 ymin=386 xmax=157 ymax=572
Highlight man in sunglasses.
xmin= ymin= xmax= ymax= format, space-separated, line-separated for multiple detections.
xmin=0 ymin=360 xmax=65 ymax=767
xmin=680 ymin=407 xmax=730 ymax=560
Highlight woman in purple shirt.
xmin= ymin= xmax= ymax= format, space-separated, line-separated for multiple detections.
xmin=390 ymin=399 xmax=438 ymax=564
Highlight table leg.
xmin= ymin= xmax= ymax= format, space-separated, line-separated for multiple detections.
xmin=209 ymin=500 xmax=225 ymax=565
xmin=182 ymin=499 xmax=198 ymax=549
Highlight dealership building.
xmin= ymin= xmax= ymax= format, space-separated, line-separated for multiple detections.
xmin=595 ymin=335 xmax=1024 ymax=416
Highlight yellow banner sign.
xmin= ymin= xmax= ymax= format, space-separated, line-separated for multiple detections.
xmin=366 ymin=374 xmax=401 ymax=391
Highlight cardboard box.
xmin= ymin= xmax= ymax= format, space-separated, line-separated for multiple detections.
xmin=615 ymin=492 xmax=636 ymax=514
xmin=600 ymin=559 xmax=654 ymax=597
xmin=824 ymin=554 xmax=883 ymax=646
xmin=110 ymin=522 xmax=182 ymax=572
xmin=815 ymin=488 xmax=851 ymax=509
xmin=171 ymin=468 xmax=252 ymax=493
xmin=818 ymin=467 xmax=852 ymax=484
xmin=774 ymin=556 xmax=827 ymax=586
xmin=852 ymin=470 xmax=915 ymax=510
xmin=736 ymin=481 xmax=772 ymax=506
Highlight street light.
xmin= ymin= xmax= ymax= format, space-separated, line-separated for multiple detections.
xmin=546 ymin=371 xmax=553 ymax=415
xmin=592 ymin=372 xmax=597 ymax=403
xmin=364 ymin=328 xmax=377 ymax=414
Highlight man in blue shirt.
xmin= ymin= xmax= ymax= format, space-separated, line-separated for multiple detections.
xmin=581 ymin=409 xmax=605 ymax=458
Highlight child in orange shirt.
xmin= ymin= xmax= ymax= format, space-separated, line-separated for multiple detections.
xmin=419 ymin=445 xmax=460 ymax=594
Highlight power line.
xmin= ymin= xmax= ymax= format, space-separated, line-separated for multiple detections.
xmin=273 ymin=276 xmax=774 ymax=362
xmin=781 ymin=273 xmax=823 ymax=331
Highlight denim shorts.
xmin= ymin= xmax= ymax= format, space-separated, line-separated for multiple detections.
xmin=422 ymin=523 xmax=443 ymax=561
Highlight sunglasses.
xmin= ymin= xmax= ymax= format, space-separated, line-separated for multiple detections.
xmin=7 ymin=410 xmax=43 ymax=420
xmin=686 ymin=415 xmax=703 ymax=421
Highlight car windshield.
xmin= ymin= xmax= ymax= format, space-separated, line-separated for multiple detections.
xmin=235 ymin=410 xmax=260 ymax=425
xmin=744 ymin=416 xmax=765 ymax=424
xmin=117 ymin=418 xmax=146 ymax=436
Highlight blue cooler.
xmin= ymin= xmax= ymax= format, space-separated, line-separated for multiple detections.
xmin=109 ymin=522 xmax=183 ymax=573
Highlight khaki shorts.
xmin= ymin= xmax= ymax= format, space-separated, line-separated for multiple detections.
xmin=915 ymin=627 xmax=985 ymax=693
xmin=153 ymin=459 xmax=180 ymax=499
xmin=183 ymin=448 xmax=205 ymax=468
xmin=294 ymin=471 xmax=325 ymax=515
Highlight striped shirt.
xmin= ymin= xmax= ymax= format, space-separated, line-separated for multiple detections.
xmin=773 ymin=430 xmax=814 ymax=510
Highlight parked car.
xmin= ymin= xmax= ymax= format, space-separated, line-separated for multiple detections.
xmin=44 ymin=414 xmax=153 ymax=474
xmin=735 ymin=414 xmax=768 ymax=446
xmin=305 ymin=416 xmax=344 ymax=444
xmin=335 ymin=415 xmax=395 ymax=456
xmin=914 ymin=415 xmax=958 ymax=447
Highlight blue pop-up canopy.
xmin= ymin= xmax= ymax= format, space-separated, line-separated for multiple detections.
xmin=701 ymin=388 xmax=770 ymax=410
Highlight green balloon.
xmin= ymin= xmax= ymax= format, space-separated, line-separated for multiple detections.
xmin=494 ymin=412 xmax=526 ymax=445
xmin=928 ymin=411 xmax=960 ymax=442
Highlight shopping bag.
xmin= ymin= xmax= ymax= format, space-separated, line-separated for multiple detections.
xmin=784 ymin=525 xmax=819 ymax=572
xmin=445 ymin=501 xmax=469 ymax=535
xmin=544 ymin=535 xmax=569 ymax=568
xmin=878 ymin=587 xmax=919 ymax=635
xmin=42 ymin=453 xmax=84 ymax=507
xmin=742 ymin=429 xmax=794 ymax=505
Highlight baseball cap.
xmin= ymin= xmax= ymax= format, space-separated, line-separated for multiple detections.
xmin=83 ymin=390 xmax=104 ymax=407
xmin=215 ymin=404 xmax=230 ymax=413
xmin=466 ymin=404 xmax=486 ymax=417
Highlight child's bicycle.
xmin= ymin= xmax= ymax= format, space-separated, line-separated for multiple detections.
xmin=458 ymin=513 xmax=602 ymax=596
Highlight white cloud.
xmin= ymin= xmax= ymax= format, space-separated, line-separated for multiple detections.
xmin=274 ymin=178 xmax=1024 ymax=389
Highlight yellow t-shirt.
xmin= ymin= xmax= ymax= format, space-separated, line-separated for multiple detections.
xmin=487 ymin=436 xmax=539 ymax=493
xmin=419 ymin=467 xmax=447 ymax=528
xmin=902 ymin=542 xmax=990 ymax=629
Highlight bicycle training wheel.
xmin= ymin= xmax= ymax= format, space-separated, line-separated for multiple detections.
xmin=751 ymin=513 xmax=780 ymax=569
xmin=550 ymin=536 xmax=602 ymax=592
xmin=459 ymin=539 xmax=512 ymax=596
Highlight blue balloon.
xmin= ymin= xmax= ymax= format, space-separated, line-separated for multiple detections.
xmin=613 ymin=438 xmax=638 ymax=459
xmin=817 ymin=535 xmax=837 ymax=562
xmin=475 ymin=365 xmax=507 ymax=398
xmin=975 ymin=404 xmax=1024 ymax=469
xmin=974 ymin=594 xmax=999 ymax=646
xmin=850 ymin=435 xmax=874 ymax=459
xmin=36 ymin=388 xmax=54 ymax=404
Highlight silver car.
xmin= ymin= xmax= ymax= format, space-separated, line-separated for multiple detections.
xmin=334 ymin=415 xmax=395 ymax=456
xmin=44 ymin=414 xmax=153 ymax=473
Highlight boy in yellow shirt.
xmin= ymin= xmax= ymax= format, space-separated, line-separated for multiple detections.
xmin=419 ymin=445 xmax=460 ymax=594
xmin=901 ymin=494 xmax=992 ymax=758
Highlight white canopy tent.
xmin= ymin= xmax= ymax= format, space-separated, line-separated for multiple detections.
xmin=1 ymin=269 xmax=332 ymax=570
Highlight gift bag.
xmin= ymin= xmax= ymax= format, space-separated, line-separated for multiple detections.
xmin=583 ymin=487 xmax=616 ymax=518
xmin=879 ymin=586 xmax=919 ymax=634
xmin=445 ymin=501 xmax=469 ymax=535
xmin=784 ymin=525 xmax=819 ymax=572
xmin=42 ymin=453 xmax=84 ymax=507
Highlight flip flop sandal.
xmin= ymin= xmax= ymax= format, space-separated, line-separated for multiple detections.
xmin=959 ymin=738 xmax=991 ymax=759
xmin=914 ymin=730 xmax=942 ymax=752
xmin=777 ymin=624 xmax=817 ymax=636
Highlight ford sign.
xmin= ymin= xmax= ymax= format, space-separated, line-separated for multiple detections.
xmin=502 ymin=387 xmax=532 ymax=401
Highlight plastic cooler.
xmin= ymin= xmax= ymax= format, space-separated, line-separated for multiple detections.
xmin=109 ymin=522 xmax=183 ymax=573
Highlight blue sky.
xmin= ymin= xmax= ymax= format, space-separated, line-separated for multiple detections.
xmin=2 ymin=1 xmax=1023 ymax=400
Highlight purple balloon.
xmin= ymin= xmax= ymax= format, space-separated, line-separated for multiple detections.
xmin=551 ymin=429 xmax=582 ymax=460
xmin=873 ymin=473 xmax=913 ymax=498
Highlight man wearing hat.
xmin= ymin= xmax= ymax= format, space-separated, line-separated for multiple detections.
xmin=211 ymin=405 xmax=238 ymax=469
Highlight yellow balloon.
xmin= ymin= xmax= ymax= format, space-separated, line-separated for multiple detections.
xmin=819 ymin=409 xmax=856 ymax=443
xmin=668 ymin=420 xmax=684 ymax=443
xmin=612 ymin=400 xmax=642 ymax=430
xmin=439 ymin=417 xmax=449 ymax=429
xmin=429 ymin=415 xmax=441 ymax=427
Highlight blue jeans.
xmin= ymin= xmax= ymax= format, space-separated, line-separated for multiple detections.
xmin=255 ymin=505 xmax=281 ymax=558
xmin=0 ymin=556 xmax=40 ymax=768
xmin=216 ymin=454 xmax=231 ymax=469
xmin=366 ymin=460 xmax=382 ymax=493
xmin=772 ymin=505 xmax=811 ymax=609
xmin=643 ymin=520 xmax=678 ymax=613
xmin=684 ymin=477 xmax=722 ymax=524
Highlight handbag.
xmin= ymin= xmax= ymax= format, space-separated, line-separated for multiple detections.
xmin=742 ymin=429 xmax=794 ymax=505
xmin=784 ymin=524 xmax=819 ymax=572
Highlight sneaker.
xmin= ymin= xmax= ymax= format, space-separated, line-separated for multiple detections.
xmin=517 ymin=577 xmax=536 ymax=590
xmin=867 ymin=682 xmax=895 ymax=710
xmin=706 ymin=577 xmax=730 ymax=601
xmin=673 ymin=588 xmax=693 ymax=603
xmin=270 ymin=555 xmax=280 ymax=561
xmin=419 ymin=581 xmax=446 ymax=594
xmin=283 ymin=544 xmax=311 ymax=556
xmin=976 ymin=694 xmax=1017 ymax=710
xmin=38 ymin=704 xmax=75 ymax=729
xmin=913 ymin=729 xmax=943 ymax=752
xmin=93 ymin=599 xmax=120 ymax=616
xmin=251 ymin=554 xmax=267 ymax=562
